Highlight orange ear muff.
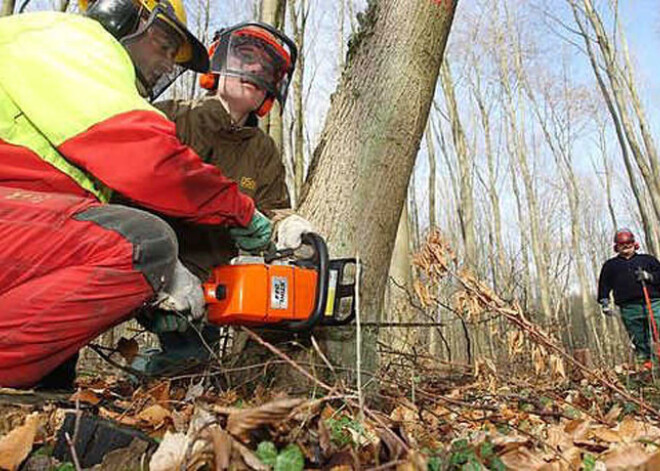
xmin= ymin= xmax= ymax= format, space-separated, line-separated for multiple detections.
xmin=199 ymin=72 xmax=218 ymax=90
xmin=256 ymin=96 xmax=275 ymax=117
xmin=199 ymin=40 xmax=220 ymax=91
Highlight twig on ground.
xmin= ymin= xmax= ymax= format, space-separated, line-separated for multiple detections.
xmin=88 ymin=343 xmax=148 ymax=379
xmin=355 ymin=253 xmax=364 ymax=421
xmin=240 ymin=327 xmax=335 ymax=392
xmin=64 ymin=390 xmax=83 ymax=471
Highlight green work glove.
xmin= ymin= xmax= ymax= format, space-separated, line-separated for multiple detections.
xmin=139 ymin=311 xmax=190 ymax=333
xmin=229 ymin=209 xmax=273 ymax=253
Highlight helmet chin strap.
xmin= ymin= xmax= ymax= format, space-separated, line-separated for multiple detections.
xmin=134 ymin=67 xmax=152 ymax=99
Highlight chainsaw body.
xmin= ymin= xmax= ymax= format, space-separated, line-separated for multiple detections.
xmin=203 ymin=233 xmax=356 ymax=331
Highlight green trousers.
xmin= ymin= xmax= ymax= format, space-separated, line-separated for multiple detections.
xmin=620 ymin=298 xmax=660 ymax=359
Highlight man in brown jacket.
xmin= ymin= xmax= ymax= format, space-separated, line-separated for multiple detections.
xmin=133 ymin=22 xmax=313 ymax=374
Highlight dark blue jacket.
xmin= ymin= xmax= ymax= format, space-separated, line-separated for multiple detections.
xmin=598 ymin=253 xmax=660 ymax=304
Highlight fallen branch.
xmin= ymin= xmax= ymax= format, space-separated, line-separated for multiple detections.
xmin=240 ymin=327 xmax=334 ymax=392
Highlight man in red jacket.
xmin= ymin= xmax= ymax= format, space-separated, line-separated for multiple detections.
xmin=0 ymin=0 xmax=271 ymax=388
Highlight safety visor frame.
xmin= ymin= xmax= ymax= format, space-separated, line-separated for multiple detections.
xmin=210 ymin=22 xmax=298 ymax=109
xmin=120 ymin=5 xmax=188 ymax=101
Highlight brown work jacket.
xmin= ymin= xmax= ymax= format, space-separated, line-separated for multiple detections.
xmin=154 ymin=96 xmax=291 ymax=278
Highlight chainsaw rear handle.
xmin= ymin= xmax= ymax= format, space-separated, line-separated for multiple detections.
xmin=277 ymin=232 xmax=329 ymax=331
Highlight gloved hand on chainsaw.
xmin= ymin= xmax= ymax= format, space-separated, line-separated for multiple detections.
xmin=229 ymin=209 xmax=273 ymax=253
xmin=144 ymin=260 xmax=205 ymax=333
xmin=275 ymin=214 xmax=314 ymax=250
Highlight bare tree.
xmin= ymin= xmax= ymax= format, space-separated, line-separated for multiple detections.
xmin=470 ymin=60 xmax=506 ymax=292
xmin=439 ymin=60 xmax=477 ymax=270
xmin=567 ymin=0 xmax=660 ymax=254
xmin=425 ymin=117 xmax=437 ymax=230
xmin=259 ymin=0 xmax=287 ymax=151
xmin=288 ymin=0 xmax=307 ymax=204
xmin=298 ymin=0 xmax=457 ymax=377
xmin=498 ymin=28 xmax=553 ymax=322
xmin=1 ymin=0 xmax=15 ymax=15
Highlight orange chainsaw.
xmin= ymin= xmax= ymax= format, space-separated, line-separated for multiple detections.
xmin=203 ymin=233 xmax=356 ymax=331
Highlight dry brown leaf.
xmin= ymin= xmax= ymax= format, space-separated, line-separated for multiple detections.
xmin=564 ymin=419 xmax=591 ymax=441
xmin=149 ymin=431 xmax=187 ymax=471
xmin=149 ymin=381 xmax=171 ymax=405
xmin=618 ymin=416 xmax=660 ymax=443
xmin=546 ymin=425 xmax=572 ymax=452
xmin=224 ymin=398 xmax=304 ymax=439
xmin=0 ymin=412 xmax=40 ymax=471
xmin=318 ymin=418 xmax=333 ymax=456
xmin=589 ymin=426 xmax=621 ymax=443
xmin=532 ymin=347 xmax=545 ymax=375
xmin=233 ymin=440 xmax=269 ymax=471
xmin=117 ymin=337 xmax=139 ymax=364
xmin=491 ymin=434 xmax=531 ymax=455
xmin=172 ymin=406 xmax=193 ymax=433
xmin=99 ymin=407 xmax=139 ymax=426
xmin=636 ymin=450 xmax=660 ymax=470
xmin=602 ymin=443 xmax=650 ymax=470
xmin=137 ymin=404 xmax=172 ymax=427
xmin=559 ymin=445 xmax=584 ymax=469
xmin=604 ymin=404 xmax=622 ymax=423
xmin=499 ymin=446 xmax=547 ymax=470
xmin=550 ymin=355 xmax=566 ymax=380
xmin=209 ymin=427 xmax=232 ymax=470
xmin=507 ymin=331 xmax=525 ymax=356
xmin=69 ymin=389 xmax=101 ymax=405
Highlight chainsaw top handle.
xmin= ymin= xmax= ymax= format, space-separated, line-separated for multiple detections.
xmin=278 ymin=232 xmax=329 ymax=332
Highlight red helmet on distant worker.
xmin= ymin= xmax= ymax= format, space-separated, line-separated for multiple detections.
xmin=613 ymin=228 xmax=639 ymax=252
xmin=198 ymin=22 xmax=297 ymax=117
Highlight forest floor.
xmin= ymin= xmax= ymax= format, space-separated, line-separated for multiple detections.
xmin=3 ymin=232 xmax=658 ymax=470
xmin=3 ymin=338 xmax=660 ymax=471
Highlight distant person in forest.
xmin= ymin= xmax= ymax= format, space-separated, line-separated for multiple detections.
xmin=597 ymin=229 xmax=660 ymax=367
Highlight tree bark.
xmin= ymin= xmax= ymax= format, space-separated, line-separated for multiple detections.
xmin=288 ymin=0 xmax=306 ymax=204
xmin=298 ymin=0 xmax=457 ymax=382
xmin=1 ymin=0 xmax=15 ymax=16
xmin=425 ymin=118 xmax=437 ymax=229
xmin=259 ymin=0 xmax=287 ymax=151
xmin=439 ymin=61 xmax=477 ymax=270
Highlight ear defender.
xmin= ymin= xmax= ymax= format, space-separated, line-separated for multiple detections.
xmin=255 ymin=96 xmax=275 ymax=117
xmin=199 ymin=40 xmax=220 ymax=91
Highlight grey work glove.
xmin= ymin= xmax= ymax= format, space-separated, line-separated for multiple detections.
xmin=229 ymin=209 xmax=273 ymax=253
xmin=155 ymin=260 xmax=205 ymax=321
xmin=275 ymin=215 xmax=314 ymax=250
xmin=635 ymin=267 xmax=654 ymax=283
xmin=599 ymin=298 xmax=616 ymax=317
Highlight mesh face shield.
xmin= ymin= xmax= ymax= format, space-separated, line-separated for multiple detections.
xmin=210 ymin=23 xmax=297 ymax=109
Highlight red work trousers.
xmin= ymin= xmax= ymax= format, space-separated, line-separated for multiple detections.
xmin=0 ymin=187 xmax=167 ymax=387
